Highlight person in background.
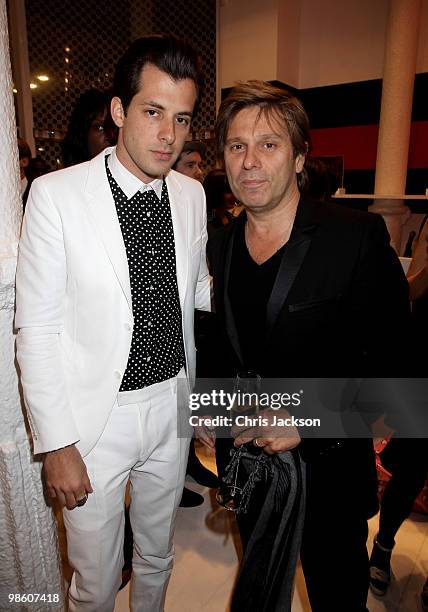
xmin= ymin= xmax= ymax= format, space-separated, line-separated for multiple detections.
xmin=203 ymin=168 xmax=236 ymax=235
xmin=18 ymin=139 xmax=51 ymax=211
xmin=303 ymin=156 xmax=338 ymax=201
xmin=62 ymin=89 xmax=116 ymax=167
xmin=369 ymin=222 xmax=428 ymax=599
xmin=16 ymin=35 xmax=209 ymax=611
xmin=407 ymin=218 xmax=428 ymax=301
xmin=18 ymin=138 xmax=32 ymax=206
xmin=173 ymin=140 xmax=219 ymax=508
xmin=172 ymin=139 xmax=205 ymax=182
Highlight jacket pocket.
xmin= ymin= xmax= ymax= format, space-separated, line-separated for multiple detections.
xmin=288 ymin=295 xmax=342 ymax=313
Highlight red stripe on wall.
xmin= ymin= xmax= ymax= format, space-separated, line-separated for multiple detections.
xmin=408 ymin=122 xmax=428 ymax=168
xmin=310 ymin=122 xmax=428 ymax=169
xmin=310 ymin=125 xmax=378 ymax=170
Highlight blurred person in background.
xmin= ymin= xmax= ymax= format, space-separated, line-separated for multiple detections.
xmin=18 ymin=137 xmax=32 ymax=207
xmin=303 ymin=156 xmax=338 ymax=202
xmin=18 ymin=138 xmax=50 ymax=211
xmin=62 ymin=89 xmax=116 ymax=167
xmin=369 ymin=221 xmax=428 ymax=599
xmin=203 ymin=168 xmax=236 ymax=235
xmin=172 ymin=139 xmax=205 ymax=182
xmin=173 ymin=140 xmax=219 ymax=508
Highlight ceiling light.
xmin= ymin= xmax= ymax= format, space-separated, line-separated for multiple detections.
xmin=36 ymin=75 xmax=49 ymax=82
xmin=30 ymin=83 xmax=38 ymax=89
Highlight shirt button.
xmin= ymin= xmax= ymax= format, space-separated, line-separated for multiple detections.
xmin=114 ymin=370 xmax=122 ymax=380
xmin=150 ymin=285 xmax=154 ymax=291
xmin=147 ymin=321 xmax=152 ymax=327
xmin=147 ymin=211 xmax=151 ymax=217
xmin=125 ymin=322 xmax=132 ymax=331
xmin=146 ymin=356 xmax=151 ymax=362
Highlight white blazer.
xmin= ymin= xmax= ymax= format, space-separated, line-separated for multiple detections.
xmin=15 ymin=147 xmax=210 ymax=457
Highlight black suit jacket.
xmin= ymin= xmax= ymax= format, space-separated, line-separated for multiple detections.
xmin=205 ymin=197 xmax=411 ymax=515
xmin=207 ymin=197 xmax=410 ymax=379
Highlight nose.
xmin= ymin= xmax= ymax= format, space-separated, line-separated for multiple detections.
xmin=243 ymin=146 xmax=260 ymax=170
xmin=194 ymin=166 xmax=203 ymax=181
xmin=159 ymin=117 xmax=175 ymax=145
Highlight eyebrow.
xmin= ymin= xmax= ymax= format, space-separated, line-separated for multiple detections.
xmin=226 ymin=132 xmax=282 ymax=144
xmin=141 ymin=99 xmax=193 ymax=117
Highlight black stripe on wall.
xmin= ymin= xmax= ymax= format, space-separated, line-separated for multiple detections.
xmin=343 ymin=169 xmax=428 ymax=199
xmin=221 ymin=73 xmax=428 ymax=128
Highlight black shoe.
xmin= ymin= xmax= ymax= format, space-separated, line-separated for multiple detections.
xmin=119 ymin=567 xmax=132 ymax=591
xmin=179 ymin=487 xmax=204 ymax=507
xmin=187 ymin=456 xmax=219 ymax=488
xmin=369 ymin=537 xmax=393 ymax=596
xmin=422 ymin=578 xmax=428 ymax=612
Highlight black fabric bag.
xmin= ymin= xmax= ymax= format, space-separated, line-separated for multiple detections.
xmin=222 ymin=447 xmax=305 ymax=612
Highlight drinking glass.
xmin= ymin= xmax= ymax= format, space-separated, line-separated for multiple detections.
xmin=216 ymin=371 xmax=261 ymax=512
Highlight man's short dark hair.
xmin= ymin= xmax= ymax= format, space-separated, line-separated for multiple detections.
xmin=113 ymin=34 xmax=203 ymax=114
xmin=216 ymin=81 xmax=311 ymax=190
xmin=173 ymin=140 xmax=206 ymax=169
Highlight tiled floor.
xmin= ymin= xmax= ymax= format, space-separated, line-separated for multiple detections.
xmin=112 ymin=449 xmax=428 ymax=611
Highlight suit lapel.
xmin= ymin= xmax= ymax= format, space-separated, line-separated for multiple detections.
xmin=265 ymin=198 xmax=319 ymax=340
xmin=218 ymin=198 xmax=319 ymax=365
xmin=166 ymin=171 xmax=188 ymax=309
xmin=223 ymin=217 xmax=245 ymax=368
xmin=85 ymin=149 xmax=132 ymax=312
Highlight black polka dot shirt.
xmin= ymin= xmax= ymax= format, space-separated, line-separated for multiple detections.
xmin=106 ymin=155 xmax=185 ymax=391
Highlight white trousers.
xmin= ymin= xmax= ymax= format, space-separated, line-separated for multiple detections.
xmin=63 ymin=372 xmax=190 ymax=612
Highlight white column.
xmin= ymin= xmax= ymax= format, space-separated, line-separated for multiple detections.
xmin=0 ymin=1 xmax=64 ymax=608
xmin=371 ymin=0 xmax=422 ymax=252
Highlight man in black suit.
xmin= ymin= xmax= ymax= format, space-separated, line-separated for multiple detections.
xmin=198 ymin=81 xmax=411 ymax=611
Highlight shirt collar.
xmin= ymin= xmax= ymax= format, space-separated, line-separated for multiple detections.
xmin=107 ymin=147 xmax=163 ymax=200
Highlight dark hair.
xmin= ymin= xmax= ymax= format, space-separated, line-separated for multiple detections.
xmin=62 ymin=89 xmax=111 ymax=167
xmin=304 ymin=157 xmax=338 ymax=201
xmin=172 ymin=140 xmax=206 ymax=169
xmin=27 ymin=155 xmax=50 ymax=182
xmin=216 ymin=80 xmax=311 ymax=190
xmin=113 ymin=34 xmax=203 ymax=114
xmin=203 ymin=169 xmax=232 ymax=213
xmin=18 ymin=138 xmax=31 ymax=161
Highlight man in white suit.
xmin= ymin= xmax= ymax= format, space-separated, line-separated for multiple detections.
xmin=15 ymin=35 xmax=210 ymax=611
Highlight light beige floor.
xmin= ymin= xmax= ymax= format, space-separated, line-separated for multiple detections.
xmin=112 ymin=447 xmax=428 ymax=611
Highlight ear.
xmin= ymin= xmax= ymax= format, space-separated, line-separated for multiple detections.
xmin=111 ymin=97 xmax=125 ymax=128
xmin=19 ymin=157 xmax=30 ymax=169
xmin=295 ymin=153 xmax=305 ymax=174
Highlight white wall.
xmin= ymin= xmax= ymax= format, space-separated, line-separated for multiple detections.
xmin=277 ymin=0 xmax=301 ymax=87
xmin=218 ymin=0 xmax=428 ymax=91
xmin=218 ymin=0 xmax=279 ymax=88
xmin=298 ymin=0 xmax=389 ymax=88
